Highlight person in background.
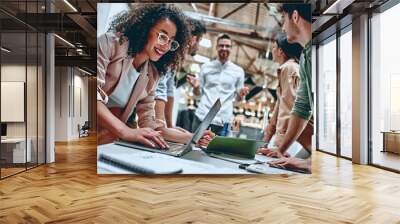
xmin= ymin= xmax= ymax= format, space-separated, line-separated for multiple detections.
xmin=257 ymin=4 xmax=313 ymax=173
xmin=154 ymin=19 xmax=207 ymax=138
xmin=97 ymin=4 xmax=213 ymax=148
xmin=263 ymin=35 xmax=306 ymax=155
xmin=187 ymin=34 xmax=249 ymax=135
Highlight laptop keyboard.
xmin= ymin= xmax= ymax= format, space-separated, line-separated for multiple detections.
xmin=143 ymin=142 xmax=185 ymax=153
xmin=116 ymin=140 xmax=188 ymax=156
xmin=163 ymin=142 xmax=185 ymax=153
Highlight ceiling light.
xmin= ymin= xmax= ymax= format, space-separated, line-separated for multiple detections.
xmin=193 ymin=54 xmax=210 ymax=64
xmin=78 ymin=67 xmax=92 ymax=76
xmin=323 ymin=0 xmax=354 ymax=15
xmin=323 ymin=0 xmax=341 ymax=14
xmin=1 ymin=47 xmax=11 ymax=53
xmin=63 ymin=0 xmax=78 ymax=12
xmin=54 ymin=34 xmax=75 ymax=48
xmin=199 ymin=38 xmax=211 ymax=48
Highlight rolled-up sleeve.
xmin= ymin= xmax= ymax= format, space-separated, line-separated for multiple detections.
xmin=155 ymin=75 xmax=168 ymax=102
xmin=236 ymin=67 xmax=245 ymax=93
xmin=97 ymin=33 xmax=115 ymax=104
xmin=292 ymin=78 xmax=312 ymax=120
xmin=166 ymin=72 xmax=175 ymax=97
xmin=155 ymin=71 xmax=175 ymax=102
xmin=234 ymin=67 xmax=245 ymax=101
xmin=292 ymin=49 xmax=312 ymax=120
xmin=136 ymin=89 xmax=165 ymax=130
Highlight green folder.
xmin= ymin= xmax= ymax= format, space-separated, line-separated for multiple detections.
xmin=205 ymin=136 xmax=265 ymax=159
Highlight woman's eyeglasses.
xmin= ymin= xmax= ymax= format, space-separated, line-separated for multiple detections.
xmin=156 ymin=32 xmax=179 ymax=52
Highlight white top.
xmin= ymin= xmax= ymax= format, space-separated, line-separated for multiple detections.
xmin=106 ymin=65 xmax=140 ymax=108
xmin=155 ymin=70 xmax=175 ymax=102
xmin=195 ymin=60 xmax=245 ymax=125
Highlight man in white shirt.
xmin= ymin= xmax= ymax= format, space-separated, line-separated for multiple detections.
xmin=187 ymin=34 xmax=249 ymax=135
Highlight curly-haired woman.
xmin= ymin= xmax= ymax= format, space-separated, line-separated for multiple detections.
xmin=97 ymin=4 xmax=213 ymax=147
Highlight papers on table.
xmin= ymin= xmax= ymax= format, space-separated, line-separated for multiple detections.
xmin=97 ymin=143 xmax=295 ymax=175
xmin=98 ymin=152 xmax=183 ymax=174
xmin=97 ymin=147 xmax=246 ymax=174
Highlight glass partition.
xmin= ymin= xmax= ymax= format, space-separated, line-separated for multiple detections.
xmin=0 ymin=0 xmax=46 ymax=179
xmin=317 ymin=35 xmax=337 ymax=155
xmin=1 ymin=31 xmax=28 ymax=177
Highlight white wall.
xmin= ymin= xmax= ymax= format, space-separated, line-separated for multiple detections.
xmin=72 ymin=73 xmax=89 ymax=138
xmin=54 ymin=67 xmax=89 ymax=141
xmin=55 ymin=66 xmax=68 ymax=141
xmin=1 ymin=63 xmax=46 ymax=163
xmin=1 ymin=65 xmax=35 ymax=138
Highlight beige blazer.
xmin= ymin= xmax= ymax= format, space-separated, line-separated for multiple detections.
xmin=266 ymin=59 xmax=300 ymax=147
xmin=97 ymin=32 xmax=164 ymax=144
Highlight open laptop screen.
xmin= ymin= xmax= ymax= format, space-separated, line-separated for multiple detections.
xmin=190 ymin=98 xmax=221 ymax=144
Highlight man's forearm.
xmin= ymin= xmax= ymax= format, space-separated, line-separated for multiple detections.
xmin=193 ymin=86 xmax=201 ymax=96
xmin=263 ymin=125 xmax=276 ymax=143
xmin=235 ymin=91 xmax=243 ymax=101
xmin=278 ymin=114 xmax=309 ymax=153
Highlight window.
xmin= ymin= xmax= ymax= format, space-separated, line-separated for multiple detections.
xmin=317 ymin=36 xmax=337 ymax=154
xmin=339 ymin=28 xmax=352 ymax=158
xmin=370 ymin=2 xmax=400 ymax=171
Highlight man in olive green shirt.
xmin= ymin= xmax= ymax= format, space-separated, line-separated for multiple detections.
xmin=259 ymin=4 xmax=313 ymax=172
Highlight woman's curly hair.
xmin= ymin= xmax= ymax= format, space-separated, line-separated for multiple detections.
xmin=108 ymin=4 xmax=190 ymax=75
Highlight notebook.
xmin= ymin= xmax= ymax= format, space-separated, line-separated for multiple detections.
xmin=98 ymin=153 xmax=183 ymax=174
xmin=205 ymin=136 xmax=265 ymax=159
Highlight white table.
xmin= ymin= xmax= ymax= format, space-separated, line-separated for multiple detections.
xmin=97 ymin=143 xmax=294 ymax=175
xmin=1 ymin=138 xmax=31 ymax=163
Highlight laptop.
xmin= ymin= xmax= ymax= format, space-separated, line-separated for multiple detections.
xmin=115 ymin=98 xmax=221 ymax=157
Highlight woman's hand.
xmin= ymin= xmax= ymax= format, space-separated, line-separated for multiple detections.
xmin=267 ymin=157 xmax=311 ymax=173
xmin=186 ymin=74 xmax=199 ymax=89
xmin=120 ymin=127 xmax=169 ymax=149
xmin=197 ymin=130 xmax=215 ymax=148
xmin=257 ymin=147 xmax=290 ymax=158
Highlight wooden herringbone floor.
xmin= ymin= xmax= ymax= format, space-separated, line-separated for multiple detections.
xmin=1 ymin=135 xmax=400 ymax=224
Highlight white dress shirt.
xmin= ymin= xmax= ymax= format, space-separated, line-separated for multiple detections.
xmin=195 ymin=60 xmax=244 ymax=126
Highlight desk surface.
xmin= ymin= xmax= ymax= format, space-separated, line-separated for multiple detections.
xmin=1 ymin=138 xmax=27 ymax=143
xmin=97 ymin=143 xmax=293 ymax=175
xmin=381 ymin=131 xmax=400 ymax=134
